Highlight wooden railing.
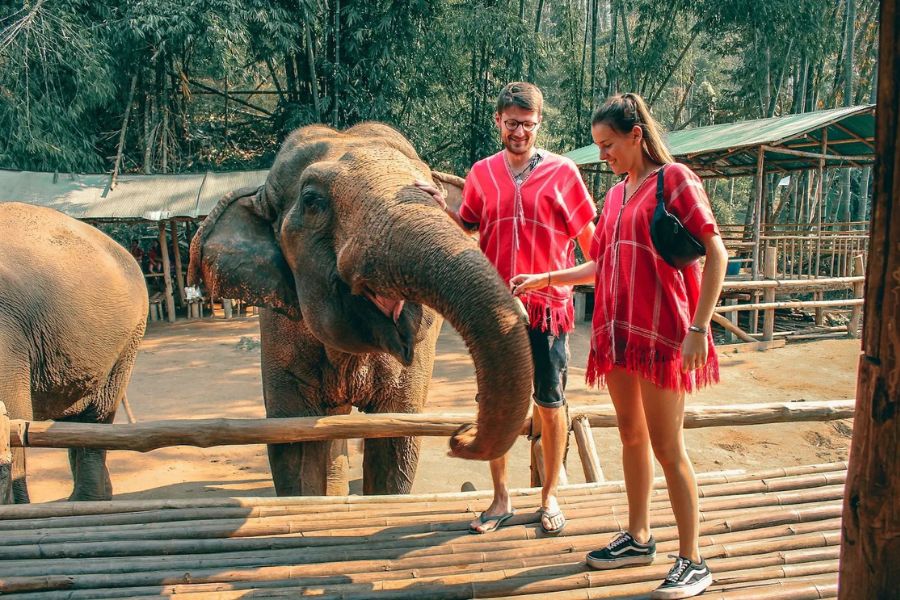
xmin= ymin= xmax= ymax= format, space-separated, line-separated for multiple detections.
xmin=716 ymin=249 xmax=865 ymax=343
xmin=0 ymin=399 xmax=856 ymax=496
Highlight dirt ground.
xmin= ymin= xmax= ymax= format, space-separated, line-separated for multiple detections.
xmin=25 ymin=314 xmax=858 ymax=503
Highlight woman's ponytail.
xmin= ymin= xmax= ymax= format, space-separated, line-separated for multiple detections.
xmin=592 ymin=93 xmax=674 ymax=165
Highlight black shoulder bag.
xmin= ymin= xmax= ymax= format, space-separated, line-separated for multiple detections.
xmin=649 ymin=165 xmax=706 ymax=269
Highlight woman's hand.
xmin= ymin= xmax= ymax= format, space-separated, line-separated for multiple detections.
xmin=509 ymin=273 xmax=550 ymax=296
xmin=680 ymin=330 xmax=709 ymax=372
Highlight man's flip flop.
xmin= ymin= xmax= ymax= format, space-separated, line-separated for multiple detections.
xmin=540 ymin=508 xmax=566 ymax=536
xmin=468 ymin=511 xmax=515 ymax=534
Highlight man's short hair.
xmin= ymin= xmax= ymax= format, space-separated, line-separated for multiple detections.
xmin=496 ymin=82 xmax=543 ymax=116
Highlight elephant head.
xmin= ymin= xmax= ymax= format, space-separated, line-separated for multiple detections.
xmin=189 ymin=123 xmax=533 ymax=461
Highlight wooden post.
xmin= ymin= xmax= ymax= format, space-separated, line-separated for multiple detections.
xmin=751 ymin=147 xmax=765 ymax=333
xmin=572 ymin=416 xmax=604 ymax=483
xmin=0 ymin=402 xmax=11 ymax=504
xmin=814 ymin=291 xmax=825 ymax=326
xmin=157 ymin=221 xmax=176 ymax=323
xmin=815 ymin=131 xmax=827 ymax=278
xmin=752 ymin=146 xmax=765 ymax=281
xmin=169 ymin=220 xmax=186 ymax=305
xmin=222 ymin=299 xmax=233 ymax=319
xmin=847 ymin=254 xmax=865 ymax=338
xmin=724 ymin=298 xmax=737 ymax=343
xmin=762 ymin=247 xmax=777 ymax=341
xmin=839 ymin=1 xmax=900 ymax=593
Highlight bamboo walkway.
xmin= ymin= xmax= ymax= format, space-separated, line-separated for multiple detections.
xmin=0 ymin=462 xmax=845 ymax=599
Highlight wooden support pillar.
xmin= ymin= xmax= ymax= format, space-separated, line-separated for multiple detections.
xmin=222 ymin=299 xmax=234 ymax=319
xmin=847 ymin=254 xmax=865 ymax=338
xmin=157 ymin=221 xmax=176 ymax=323
xmin=751 ymin=147 xmax=765 ymax=332
xmin=815 ymin=131 xmax=827 ymax=278
xmin=839 ymin=1 xmax=900 ymax=593
xmin=572 ymin=416 xmax=604 ymax=483
xmin=724 ymin=298 xmax=737 ymax=343
xmin=815 ymin=291 xmax=825 ymax=326
xmin=762 ymin=247 xmax=777 ymax=341
xmin=0 ymin=403 xmax=11 ymax=504
xmin=751 ymin=146 xmax=765 ymax=281
xmin=169 ymin=220 xmax=186 ymax=305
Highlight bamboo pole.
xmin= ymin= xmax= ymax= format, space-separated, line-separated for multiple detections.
xmin=572 ymin=417 xmax=604 ymax=483
xmin=0 ymin=461 xmax=846 ymax=523
xmin=722 ymin=275 xmax=862 ymax=291
xmin=0 ymin=403 xmax=11 ymax=505
xmin=0 ymin=512 xmax=843 ymax=595
xmin=712 ymin=312 xmax=756 ymax=343
xmin=763 ymin=246 xmax=777 ymax=341
xmin=714 ymin=298 xmax=864 ymax=313
xmin=7 ymin=401 xmax=855 ymax=451
xmin=169 ymin=220 xmax=186 ymax=304
xmin=815 ymin=131 xmax=827 ymax=277
xmin=157 ymin=221 xmax=176 ymax=322
xmin=847 ymin=254 xmax=865 ymax=337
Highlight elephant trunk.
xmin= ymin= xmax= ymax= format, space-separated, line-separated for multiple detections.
xmin=359 ymin=206 xmax=534 ymax=461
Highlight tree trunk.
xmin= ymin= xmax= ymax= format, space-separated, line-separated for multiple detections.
xmin=838 ymin=1 xmax=900 ymax=595
xmin=304 ymin=21 xmax=321 ymax=122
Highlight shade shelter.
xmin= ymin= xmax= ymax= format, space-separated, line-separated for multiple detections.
xmin=0 ymin=169 xmax=268 ymax=321
xmin=564 ymin=105 xmax=875 ymax=280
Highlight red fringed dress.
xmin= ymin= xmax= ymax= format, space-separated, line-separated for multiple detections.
xmin=586 ymin=163 xmax=720 ymax=393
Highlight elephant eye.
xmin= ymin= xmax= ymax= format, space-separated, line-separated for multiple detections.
xmin=301 ymin=188 xmax=329 ymax=214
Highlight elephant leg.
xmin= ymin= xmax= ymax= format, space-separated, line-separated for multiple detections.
xmin=0 ymin=355 xmax=32 ymax=504
xmin=67 ymin=348 xmax=136 ymax=502
xmin=363 ymin=435 xmax=420 ymax=495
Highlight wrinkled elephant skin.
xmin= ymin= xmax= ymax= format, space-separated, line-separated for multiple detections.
xmin=0 ymin=203 xmax=148 ymax=503
xmin=189 ymin=123 xmax=533 ymax=496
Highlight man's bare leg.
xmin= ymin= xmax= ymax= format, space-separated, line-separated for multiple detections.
xmin=537 ymin=403 xmax=567 ymax=530
xmin=468 ymin=454 xmax=512 ymax=533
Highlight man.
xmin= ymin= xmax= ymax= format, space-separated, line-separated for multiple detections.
xmin=418 ymin=82 xmax=596 ymax=535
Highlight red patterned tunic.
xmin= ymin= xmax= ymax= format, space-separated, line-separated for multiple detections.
xmin=587 ymin=163 xmax=720 ymax=392
xmin=460 ymin=150 xmax=597 ymax=335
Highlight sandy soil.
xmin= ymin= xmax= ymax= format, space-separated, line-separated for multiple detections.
xmin=25 ymin=315 xmax=858 ymax=503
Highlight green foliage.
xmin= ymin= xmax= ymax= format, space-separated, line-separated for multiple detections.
xmin=0 ymin=0 xmax=879 ymax=204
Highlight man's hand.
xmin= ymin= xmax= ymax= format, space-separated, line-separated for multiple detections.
xmin=414 ymin=180 xmax=448 ymax=211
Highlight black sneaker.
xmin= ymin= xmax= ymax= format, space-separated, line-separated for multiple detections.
xmin=586 ymin=531 xmax=656 ymax=569
xmin=651 ymin=555 xmax=713 ymax=599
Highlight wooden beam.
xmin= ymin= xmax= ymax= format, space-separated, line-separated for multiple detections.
xmin=840 ymin=0 xmax=900 ymax=594
xmin=572 ymin=417 xmax=604 ymax=483
xmin=169 ymin=220 xmax=186 ymax=304
xmin=157 ymin=221 xmax=176 ymax=322
xmin=0 ymin=403 xmax=11 ymax=504
xmin=761 ymin=144 xmax=870 ymax=162
xmin=6 ymin=401 xmax=856 ymax=452
xmin=715 ymin=298 xmax=864 ymax=313
xmin=830 ymin=122 xmax=876 ymax=150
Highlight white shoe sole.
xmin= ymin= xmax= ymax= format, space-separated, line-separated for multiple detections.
xmin=586 ymin=553 xmax=655 ymax=570
xmin=650 ymin=572 xmax=713 ymax=599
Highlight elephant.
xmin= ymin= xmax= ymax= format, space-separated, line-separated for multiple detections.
xmin=188 ymin=123 xmax=534 ymax=496
xmin=0 ymin=203 xmax=148 ymax=503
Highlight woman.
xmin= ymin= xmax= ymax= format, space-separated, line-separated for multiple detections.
xmin=511 ymin=93 xmax=727 ymax=600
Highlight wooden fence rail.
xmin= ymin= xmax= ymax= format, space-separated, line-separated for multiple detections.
xmin=6 ymin=400 xmax=855 ymax=453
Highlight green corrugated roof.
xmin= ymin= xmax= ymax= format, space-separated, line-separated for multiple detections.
xmin=564 ymin=104 xmax=875 ymax=177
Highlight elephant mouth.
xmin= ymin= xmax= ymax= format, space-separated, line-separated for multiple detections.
xmin=362 ymin=288 xmax=406 ymax=324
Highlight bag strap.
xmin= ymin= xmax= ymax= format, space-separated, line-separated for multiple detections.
xmin=656 ymin=164 xmax=666 ymax=207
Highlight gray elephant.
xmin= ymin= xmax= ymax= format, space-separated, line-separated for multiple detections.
xmin=0 ymin=203 xmax=148 ymax=502
xmin=189 ymin=123 xmax=533 ymax=496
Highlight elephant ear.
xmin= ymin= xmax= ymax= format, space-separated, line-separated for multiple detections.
xmin=189 ymin=186 xmax=300 ymax=318
xmin=432 ymin=171 xmax=465 ymax=214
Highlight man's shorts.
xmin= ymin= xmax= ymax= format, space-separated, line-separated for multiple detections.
xmin=529 ymin=327 xmax=569 ymax=409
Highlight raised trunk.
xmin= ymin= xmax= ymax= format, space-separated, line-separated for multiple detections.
xmin=365 ymin=209 xmax=534 ymax=461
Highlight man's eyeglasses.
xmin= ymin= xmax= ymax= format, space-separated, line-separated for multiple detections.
xmin=503 ymin=119 xmax=540 ymax=132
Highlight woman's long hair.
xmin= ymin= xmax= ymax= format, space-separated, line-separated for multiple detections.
xmin=592 ymin=93 xmax=674 ymax=165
